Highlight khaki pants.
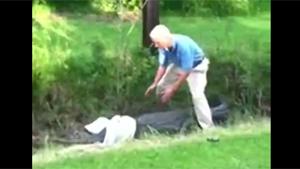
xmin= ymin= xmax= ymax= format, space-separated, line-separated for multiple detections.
xmin=156 ymin=58 xmax=214 ymax=129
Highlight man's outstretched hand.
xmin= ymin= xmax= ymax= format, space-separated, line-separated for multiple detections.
xmin=145 ymin=83 xmax=157 ymax=96
xmin=159 ymin=85 xmax=176 ymax=104
xmin=145 ymin=83 xmax=177 ymax=104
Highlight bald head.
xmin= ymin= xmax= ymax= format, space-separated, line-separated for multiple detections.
xmin=150 ymin=25 xmax=171 ymax=39
xmin=149 ymin=24 xmax=173 ymax=49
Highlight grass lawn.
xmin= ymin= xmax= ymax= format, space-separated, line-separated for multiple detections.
xmin=33 ymin=118 xmax=270 ymax=169
xmin=33 ymin=7 xmax=270 ymax=169
xmin=34 ymin=10 xmax=270 ymax=60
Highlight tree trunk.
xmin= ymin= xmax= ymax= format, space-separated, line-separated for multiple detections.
xmin=142 ymin=0 xmax=159 ymax=50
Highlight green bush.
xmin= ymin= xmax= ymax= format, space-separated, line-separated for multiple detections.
xmin=32 ymin=3 xmax=270 ymax=131
xmin=248 ymin=0 xmax=270 ymax=15
xmin=160 ymin=0 xmax=269 ymax=17
xmin=32 ymin=4 xmax=154 ymax=129
xmin=206 ymin=44 xmax=270 ymax=113
xmin=42 ymin=0 xmax=141 ymax=15
xmin=32 ymin=4 xmax=72 ymax=98
xmin=203 ymin=0 xmax=250 ymax=16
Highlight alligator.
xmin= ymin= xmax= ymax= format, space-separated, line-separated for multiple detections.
xmin=48 ymin=99 xmax=229 ymax=145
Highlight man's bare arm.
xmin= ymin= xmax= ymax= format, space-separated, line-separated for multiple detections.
xmin=159 ymin=70 xmax=190 ymax=104
xmin=172 ymin=70 xmax=190 ymax=91
xmin=153 ymin=66 xmax=166 ymax=86
xmin=145 ymin=66 xmax=166 ymax=96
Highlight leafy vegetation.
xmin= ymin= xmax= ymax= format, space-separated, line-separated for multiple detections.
xmin=32 ymin=2 xmax=270 ymax=133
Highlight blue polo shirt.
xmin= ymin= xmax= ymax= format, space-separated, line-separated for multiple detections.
xmin=158 ymin=34 xmax=205 ymax=72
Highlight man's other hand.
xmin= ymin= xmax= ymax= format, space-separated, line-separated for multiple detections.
xmin=160 ymin=85 xmax=176 ymax=104
xmin=145 ymin=83 xmax=157 ymax=96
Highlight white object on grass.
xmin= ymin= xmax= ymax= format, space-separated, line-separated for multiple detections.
xmin=103 ymin=115 xmax=137 ymax=146
xmin=84 ymin=115 xmax=137 ymax=147
xmin=84 ymin=117 xmax=110 ymax=134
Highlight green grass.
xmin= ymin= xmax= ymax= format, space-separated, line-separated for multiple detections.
xmin=33 ymin=118 xmax=270 ymax=169
xmin=33 ymin=6 xmax=270 ymax=71
xmin=33 ymin=5 xmax=270 ymax=169
xmin=64 ymin=12 xmax=270 ymax=58
xmin=32 ymin=4 xmax=270 ymax=130
xmin=162 ymin=13 xmax=270 ymax=49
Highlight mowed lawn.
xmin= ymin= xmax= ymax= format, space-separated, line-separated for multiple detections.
xmin=33 ymin=119 xmax=270 ymax=169
xmin=44 ymin=12 xmax=270 ymax=60
xmin=33 ymin=9 xmax=270 ymax=169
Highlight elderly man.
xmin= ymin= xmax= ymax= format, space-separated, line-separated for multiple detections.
xmin=145 ymin=24 xmax=214 ymax=129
